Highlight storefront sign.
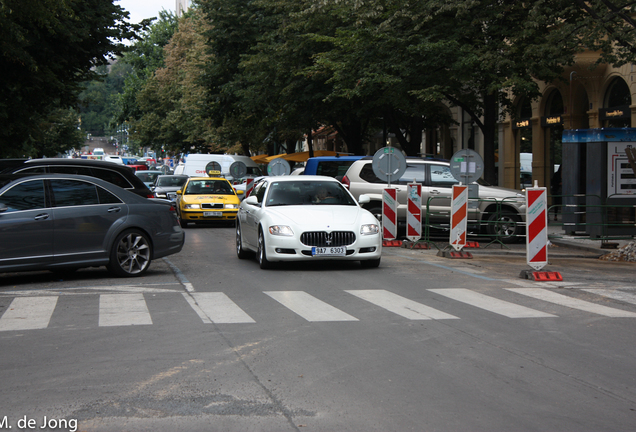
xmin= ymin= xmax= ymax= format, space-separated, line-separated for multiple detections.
xmin=541 ymin=116 xmax=563 ymax=127
xmin=513 ymin=118 xmax=532 ymax=129
xmin=600 ymin=105 xmax=630 ymax=121
xmin=608 ymin=142 xmax=636 ymax=197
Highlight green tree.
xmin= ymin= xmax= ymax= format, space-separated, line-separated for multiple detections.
xmin=133 ymin=8 xmax=217 ymax=156
xmin=0 ymin=0 xmax=138 ymax=157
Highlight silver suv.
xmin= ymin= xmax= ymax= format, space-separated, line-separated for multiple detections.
xmin=341 ymin=157 xmax=527 ymax=243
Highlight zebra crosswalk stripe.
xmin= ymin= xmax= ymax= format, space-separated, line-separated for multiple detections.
xmin=506 ymin=288 xmax=636 ymax=317
xmin=99 ymin=294 xmax=153 ymax=327
xmin=346 ymin=290 xmax=459 ymax=320
xmin=428 ymin=288 xmax=557 ymax=318
xmin=188 ymin=292 xmax=255 ymax=324
xmin=0 ymin=296 xmax=58 ymax=331
xmin=264 ymin=291 xmax=358 ymax=322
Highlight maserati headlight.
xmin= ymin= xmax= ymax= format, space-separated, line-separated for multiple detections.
xmin=360 ymin=223 xmax=380 ymax=235
xmin=184 ymin=204 xmax=200 ymax=209
xmin=269 ymin=225 xmax=294 ymax=236
xmin=224 ymin=204 xmax=238 ymax=209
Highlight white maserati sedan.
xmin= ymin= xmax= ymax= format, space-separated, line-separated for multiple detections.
xmin=236 ymin=176 xmax=382 ymax=269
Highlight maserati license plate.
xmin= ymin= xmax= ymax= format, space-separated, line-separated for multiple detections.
xmin=312 ymin=246 xmax=346 ymax=256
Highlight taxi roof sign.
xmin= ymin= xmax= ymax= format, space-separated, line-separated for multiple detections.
xmin=207 ymin=169 xmax=222 ymax=177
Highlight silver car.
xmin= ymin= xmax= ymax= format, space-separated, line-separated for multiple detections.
xmin=0 ymin=174 xmax=185 ymax=276
xmin=341 ymin=157 xmax=527 ymax=243
xmin=152 ymin=174 xmax=189 ymax=202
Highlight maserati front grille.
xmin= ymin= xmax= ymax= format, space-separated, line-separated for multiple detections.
xmin=300 ymin=231 xmax=356 ymax=247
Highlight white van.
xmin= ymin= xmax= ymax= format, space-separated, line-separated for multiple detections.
xmin=173 ymin=154 xmax=263 ymax=181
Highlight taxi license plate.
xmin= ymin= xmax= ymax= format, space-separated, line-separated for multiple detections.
xmin=312 ymin=247 xmax=346 ymax=256
xmin=203 ymin=211 xmax=222 ymax=217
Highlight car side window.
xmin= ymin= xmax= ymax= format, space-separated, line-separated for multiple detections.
xmin=430 ymin=164 xmax=459 ymax=188
xmin=50 ymin=179 xmax=99 ymax=207
xmin=0 ymin=180 xmax=46 ymax=212
xmin=97 ymin=186 xmax=123 ymax=204
xmin=397 ymin=164 xmax=426 ymax=185
xmin=359 ymin=164 xmax=385 ymax=183
xmin=255 ymin=182 xmax=268 ymax=203
xmin=91 ymin=168 xmax=133 ymax=189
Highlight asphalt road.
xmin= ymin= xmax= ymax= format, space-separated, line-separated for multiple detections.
xmin=0 ymin=226 xmax=635 ymax=431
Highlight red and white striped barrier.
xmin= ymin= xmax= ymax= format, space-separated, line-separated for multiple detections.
xmin=450 ymin=185 xmax=468 ymax=251
xmin=244 ymin=178 xmax=254 ymax=197
xmin=526 ymin=187 xmax=548 ymax=270
xmin=406 ymin=183 xmax=422 ymax=242
xmin=382 ymin=188 xmax=398 ymax=240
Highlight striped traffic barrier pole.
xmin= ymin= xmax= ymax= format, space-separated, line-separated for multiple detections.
xmin=522 ymin=182 xmax=562 ymax=281
xmin=382 ymin=188 xmax=398 ymax=241
xmin=437 ymin=184 xmax=472 ymax=259
xmin=406 ymin=183 xmax=422 ymax=242
xmin=450 ymin=184 xmax=468 ymax=251
xmin=244 ymin=178 xmax=254 ymax=197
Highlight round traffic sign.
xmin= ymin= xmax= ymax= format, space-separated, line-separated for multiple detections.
xmin=229 ymin=161 xmax=248 ymax=179
xmin=372 ymin=147 xmax=407 ymax=183
xmin=205 ymin=161 xmax=222 ymax=176
xmin=449 ymin=149 xmax=484 ymax=184
xmin=267 ymin=158 xmax=291 ymax=176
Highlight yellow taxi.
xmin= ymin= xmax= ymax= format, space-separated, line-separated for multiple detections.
xmin=175 ymin=172 xmax=243 ymax=227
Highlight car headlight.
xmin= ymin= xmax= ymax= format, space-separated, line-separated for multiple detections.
xmin=155 ymin=193 xmax=167 ymax=198
xmin=224 ymin=204 xmax=238 ymax=209
xmin=360 ymin=223 xmax=380 ymax=235
xmin=269 ymin=225 xmax=294 ymax=236
xmin=184 ymin=204 xmax=200 ymax=209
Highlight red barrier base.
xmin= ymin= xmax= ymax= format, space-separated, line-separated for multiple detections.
xmin=401 ymin=240 xmax=431 ymax=249
xmin=382 ymin=240 xmax=403 ymax=247
xmin=437 ymin=250 xmax=473 ymax=259
xmin=464 ymin=241 xmax=480 ymax=248
xmin=519 ymin=270 xmax=563 ymax=281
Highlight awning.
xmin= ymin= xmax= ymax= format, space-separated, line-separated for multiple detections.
xmin=251 ymin=150 xmax=338 ymax=164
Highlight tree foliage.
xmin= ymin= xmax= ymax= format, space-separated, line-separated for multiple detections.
xmin=0 ymin=0 xmax=138 ymax=157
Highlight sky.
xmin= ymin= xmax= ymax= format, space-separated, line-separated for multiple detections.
xmin=116 ymin=0 xmax=177 ymax=24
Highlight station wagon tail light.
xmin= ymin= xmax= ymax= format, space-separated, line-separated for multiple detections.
xmin=341 ymin=175 xmax=350 ymax=188
xmin=146 ymin=192 xmax=155 ymax=198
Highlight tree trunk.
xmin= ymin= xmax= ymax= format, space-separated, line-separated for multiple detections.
xmin=482 ymin=92 xmax=498 ymax=185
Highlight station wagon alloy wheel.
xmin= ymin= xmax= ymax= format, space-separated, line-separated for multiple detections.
xmin=108 ymin=230 xmax=152 ymax=277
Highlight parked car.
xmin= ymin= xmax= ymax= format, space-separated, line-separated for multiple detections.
xmin=135 ymin=170 xmax=164 ymax=188
xmin=128 ymin=164 xmax=149 ymax=172
xmin=303 ymin=155 xmax=365 ymax=179
xmin=236 ymin=175 xmax=382 ymax=269
xmin=103 ymin=155 xmax=125 ymax=165
xmin=175 ymin=175 xmax=243 ymax=227
xmin=0 ymin=174 xmax=185 ymax=276
xmin=152 ymin=174 xmax=189 ymax=202
xmin=341 ymin=157 xmax=527 ymax=243
xmin=0 ymin=158 xmax=154 ymax=198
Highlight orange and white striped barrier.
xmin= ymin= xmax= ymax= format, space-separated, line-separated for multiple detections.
xmin=382 ymin=188 xmax=397 ymax=240
xmin=526 ymin=186 xmax=548 ymax=270
xmin=449 ymin=184 xmax=468 ymax=251
xmin=244 ymin=178 xmax=254 ymax=197
xmin=406 ymin=183 xmax=422 ymax=242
